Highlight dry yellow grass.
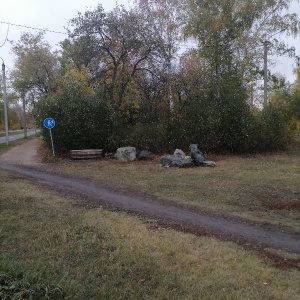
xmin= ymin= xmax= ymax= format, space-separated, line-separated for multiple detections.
xmin=1 ymin=168 xmax=300 ymax=299
xmin=57 ymin=147 xmax=300 ymax=233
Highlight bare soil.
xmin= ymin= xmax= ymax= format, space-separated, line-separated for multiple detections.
xmin=1 ymin=139 xmax=300 ymax=270
xmin=0 ymin=138 xmax=43 ymax=165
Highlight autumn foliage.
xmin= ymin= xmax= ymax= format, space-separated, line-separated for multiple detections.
xmin=32 ymin=2 xmax=300 ymax=155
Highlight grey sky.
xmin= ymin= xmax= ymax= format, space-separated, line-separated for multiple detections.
xmin=0 ymin=0 xmax=132 ymax=70
xmin=0 ymin=0 xmax=299 ymax=83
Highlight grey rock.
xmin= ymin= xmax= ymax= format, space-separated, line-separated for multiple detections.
xmin=173 ymin=149 xmax=186 ymax=159
xmin=160 ymin=155 xmax=193 ymax=168
xmin=189 ymin=144 xmax=206 ymax=166
xmin=116 ymin=147 xmax=136 ymax=162
xmin=189 ymin=144 xmax=216 ymax=167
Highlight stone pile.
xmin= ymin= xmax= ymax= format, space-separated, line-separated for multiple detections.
xmin=107 ymin=144 xmax=216 ymax=168
xmin=160 ymin=144 xmax=216 ymax=168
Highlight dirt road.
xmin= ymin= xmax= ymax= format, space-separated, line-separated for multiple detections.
xmin=0 ymin=138 xmax=43 ymax=165
xmin=1 ymin=139 xmax=300 ymax=267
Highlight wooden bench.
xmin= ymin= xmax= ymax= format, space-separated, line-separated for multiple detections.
xmin=70 ymin=149 xmax=103 ymax=159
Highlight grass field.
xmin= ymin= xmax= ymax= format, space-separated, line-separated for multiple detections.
xmin=58 ymin=144 xmax=300 ymax=234
xmin=1 ymin=140 xmax=300 ymax=299
xmin=1 ymin=168 xmax=300 ymax=299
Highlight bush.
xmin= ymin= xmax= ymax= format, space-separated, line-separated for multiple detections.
xmin=241 ymin=105 xmax=296 ymax=152
xmin=36 ymin=67 xmax=297 ymax=155
xmin=37 ymin=96 xmax=113 ymax=155
xmin=36 ymin=67 xmax=114 ymax=155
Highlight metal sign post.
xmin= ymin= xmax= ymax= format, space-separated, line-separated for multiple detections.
xmin=49 ymin=128 xmax=55 ymax=156
xmin=43 ymin=117 xmax=56 ymax=156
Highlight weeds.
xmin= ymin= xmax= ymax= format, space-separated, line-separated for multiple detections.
xmin=0 ymin=272 xmax=65 ymax=300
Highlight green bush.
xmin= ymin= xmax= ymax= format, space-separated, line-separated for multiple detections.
xmin=36 ymin=67 xmax=296 ymax=155
xmin=239 ymin=105 xmax=296 ymax=153
xmin=37 ymin=96 xmax=113 ymax=155
xmin=36 ymin=67 xmax=113 ymax=155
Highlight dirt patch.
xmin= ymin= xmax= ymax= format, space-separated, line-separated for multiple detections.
xmin=264 ymin=200 xmax=300 ymax=211
xmin=255 ymin=193 xmax=300 ymax=211
xmin=0 ymin=139 xmax=43 ymax=166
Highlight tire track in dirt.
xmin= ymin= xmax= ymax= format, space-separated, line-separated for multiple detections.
xmin=1 ymin=162 xmax=300 ymax=256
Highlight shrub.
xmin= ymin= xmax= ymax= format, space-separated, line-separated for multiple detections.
xmin=35 ymin=67 xmax=113 ymax=155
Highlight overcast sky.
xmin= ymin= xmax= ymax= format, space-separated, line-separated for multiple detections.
xmin=0 ymin=0 xmax=300 ymax=83
xmin=0 ymin=0 xmax=132 ymax=71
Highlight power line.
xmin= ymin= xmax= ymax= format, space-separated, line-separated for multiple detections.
xmin=0 ymin=21 xmax=67 ymax=35
xmin=0 ymin=23 xmax=9 ymax=47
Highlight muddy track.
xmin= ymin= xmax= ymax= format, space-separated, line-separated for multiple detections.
xmin=0 ymin=140 xmax=300 ymax=269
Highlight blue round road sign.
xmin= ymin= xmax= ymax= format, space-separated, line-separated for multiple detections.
xmin=43 ymin=118 xmax=55 ymax=129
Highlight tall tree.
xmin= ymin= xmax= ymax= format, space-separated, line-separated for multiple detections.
xmin=11 ymin=32 xmax=59 ymax=106
xmin=134 ymin=0 xmax=184 ymax=110
xmin=0 ymin=72 xmax=20 ymax=130
xmin=183 ymin=0 xmax=300 ymax=96
xmin=65 ymin=4 xmax=164 ymax=113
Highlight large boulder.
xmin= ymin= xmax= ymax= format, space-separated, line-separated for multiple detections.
xmin=160 ymin=155 xmax=193 ymax=168
xmin=189 ymin=144 xmax=216 ymax=167
xmin=189 ymin=144 xmax=205 ymax=165
xmin=115 ymin=147 xmax=136 ymax=162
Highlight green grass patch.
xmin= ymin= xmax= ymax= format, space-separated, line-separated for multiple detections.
xmin=0 ymin=271 xmax=64 ymax=299
xmin=1 ymin=169 xmax=300 ymax=299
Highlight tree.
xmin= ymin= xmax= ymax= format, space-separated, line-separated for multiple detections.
xmin=65 ymin=4 xmax=164 ymax=114
xmin=35 ymin=1 xmax=298 ymax=154
xmin=11 ymin=32 xmax=59 ymax=106
xmin=1 ymin=72 xmax=20 ymax=131
xmin=183 ymin=0 xmax=300 ymax=96
xmin=134 ymin=0 xmax=185 ymax=111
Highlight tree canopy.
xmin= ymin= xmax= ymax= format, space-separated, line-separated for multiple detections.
xmin=7 ymin=1 xmax=300 ymax=154
xmin=11 ymin=32 xmax=59 ymax=106
xmin=184 ymin=0 xmax=300 ymax=92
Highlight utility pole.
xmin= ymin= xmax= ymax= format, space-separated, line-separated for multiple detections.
xmin=22 ymin=90 xmax=27 ymax=138
xmin=1 ymin=62 xmax=9 ymax=145
xmin=263 ymin=40 xmax=268 ymax=109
